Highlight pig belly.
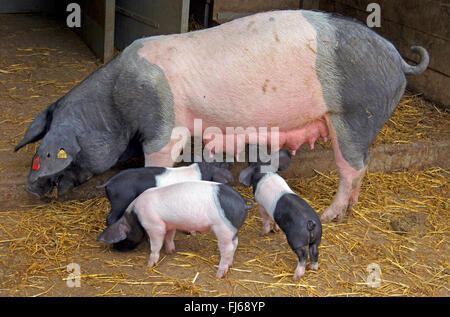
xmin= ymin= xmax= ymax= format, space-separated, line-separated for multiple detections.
xmin=137 ymin=11 xmax=328 ymax=153
xmin=164 ymin=216 xmax=212 ymax=234
xmin=203 ymin=117 xmax=329 ymax=155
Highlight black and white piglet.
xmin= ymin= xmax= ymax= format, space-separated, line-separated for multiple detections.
xmin=97 ymin=161 xmax=234 ymax=250
xmin=98 ymin=181 xmax=253 ymax=278
xmin=239 ymin=149 xmax=322 ymax=280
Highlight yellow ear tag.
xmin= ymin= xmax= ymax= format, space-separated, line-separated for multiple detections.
xmin=57 ymin=149 xmax=67 ymax=159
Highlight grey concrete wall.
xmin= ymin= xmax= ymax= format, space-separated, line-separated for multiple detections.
xmin=0 ymin=0 xmax=57 ymax=13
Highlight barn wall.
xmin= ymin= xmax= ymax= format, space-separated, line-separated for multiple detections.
xmin=114 ymin=0 xmax=190 ymax=51
xmin=212 ymin=0 xmax=301 ymax=23
xmin=0 ymin=0 xmax=57 ymax=13
xmin=316 ymin=0 xmax=450 ymax=106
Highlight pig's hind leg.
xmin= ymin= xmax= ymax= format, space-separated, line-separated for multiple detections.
xmin=308 ymin=243 xmax=319 ymax=271
xmin=293 ymin=247 xmax=308 ymax=280
xmin=321 ymin=116 xmax=369 ymax=222
xmin=214 ymin=226 xmax=238 ymax=278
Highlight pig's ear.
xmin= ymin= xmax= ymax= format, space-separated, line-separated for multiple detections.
xmin=14 ymin=103 xmax=57 ymax=152
xmin=212 ymin=167 xmax=234 ymax=184
xmin=277 ymin=149 xmax=292 ymax=171
xmin=97 ymin=217 xmax=130 ymax=244
xmin=239 ymin=166 xmax=256 ymax=187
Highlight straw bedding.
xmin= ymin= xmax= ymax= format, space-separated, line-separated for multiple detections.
xmin=0 ymin=167 xmax=448 ymax=296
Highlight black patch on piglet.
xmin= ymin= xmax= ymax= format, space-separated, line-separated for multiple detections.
xmin=216 ymin=184 xmax=250 ymax=234
xmin=273 ymin=193 xmax=322 ymax=264
xmin=100 ymin=167 xmax=166 ymax=226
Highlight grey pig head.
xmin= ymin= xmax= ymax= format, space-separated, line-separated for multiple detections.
xmin=15 ymin=103 xmax=82 ymax=197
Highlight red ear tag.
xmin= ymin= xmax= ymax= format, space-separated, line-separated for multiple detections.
xmin=32 ymin=156 xmax=40 ymax=171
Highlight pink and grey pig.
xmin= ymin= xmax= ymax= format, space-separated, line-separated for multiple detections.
xmin=239 ymin=150 xmax=322 ymax=280
xmin=16 ymin=10 xmax=428 ymax=225
xmin=97 ymin=161 xmax=234 ymax=251
xmin=97 ymin=181 xmax=253 ymax=278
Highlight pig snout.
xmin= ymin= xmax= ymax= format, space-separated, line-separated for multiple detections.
xmin=25 ymin=177 xmax=54 ymax=198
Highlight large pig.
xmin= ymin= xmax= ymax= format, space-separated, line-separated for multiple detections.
xmin=97 ymin=181 xmax=253 ymax=278
xmin=15 ymin=10 xmax=429 ymax=222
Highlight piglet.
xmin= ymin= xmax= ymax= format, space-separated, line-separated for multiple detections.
xmin=97 ymin=181 xmax=253 ymax=278
xmin=239 ymin=149 xmax=322 ymax=280
xmin=97 ymin=161 xmax=234 ymax=250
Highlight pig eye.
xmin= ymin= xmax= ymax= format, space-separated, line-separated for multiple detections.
xmin=46 ymin=153 xmax=50 ymax=158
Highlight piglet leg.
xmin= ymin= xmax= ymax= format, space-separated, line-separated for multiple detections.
xmin=293 ymin=263 xmax=306 ymax=280
xmin=215 ymin=227 xmax=237 ymax=278
xmin=273 ymin=223 xmax=280 ymax=232
xmin=308 ymin=243 xmax=319 ymax=271
xmin=293 ymin=247 xmax=308 ymax=280
xmin=147 ymin=226 xmax=166 ymax=267
xmin=164 ymin=229 xmax=176 ymax=254
xmin=259 ymin=206 xmax=272 ymax=235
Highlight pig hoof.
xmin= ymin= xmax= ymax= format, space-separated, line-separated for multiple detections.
xmin=147 ymin=257 xmax=159 ymax=267
xmin=308 ymin=262 xmax=319 ymax=271
xmin=321 ymin=206 xmax=347 ymax=223
xmin=293 ymin=263 xmax=306 ymax=280
xmin=216 ymin=269 xmax=228 ymax=279
xmin=261 ymin=226 xmax=271 ymax=235
xmin=273 ymin=223 xmax=280 ymax=232
xmin=165 ymin=246 xmax=175 ymax=254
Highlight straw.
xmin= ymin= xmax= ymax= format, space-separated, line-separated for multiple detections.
xmin=0 ymin=167 xmax=447 ymax=296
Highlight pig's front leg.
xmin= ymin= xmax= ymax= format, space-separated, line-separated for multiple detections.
xmin=273 ymin=222 xmax=280 ymax=233
xmin=259 ymin=206 xmax=272 ymax=235
xmin=147 ymin=225 xmax=166 ymax=267
xmin=259 ymin=206 xmax=280 ymax=235
xmin=164 ymin=229 xmax=176 ymax=254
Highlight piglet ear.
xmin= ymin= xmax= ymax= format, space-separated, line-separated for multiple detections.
xmin=277 ymin=149 xmax=292 ymax=171
xmin=238 ymin=166 xmax=256 ymax=187
xmin=212 ymin=167 xmax=234 ymax=184
xmin=14 ymin=103 xmax=57 ymax=152
xmin=97 ymin=217 xmax=130 ymax=244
